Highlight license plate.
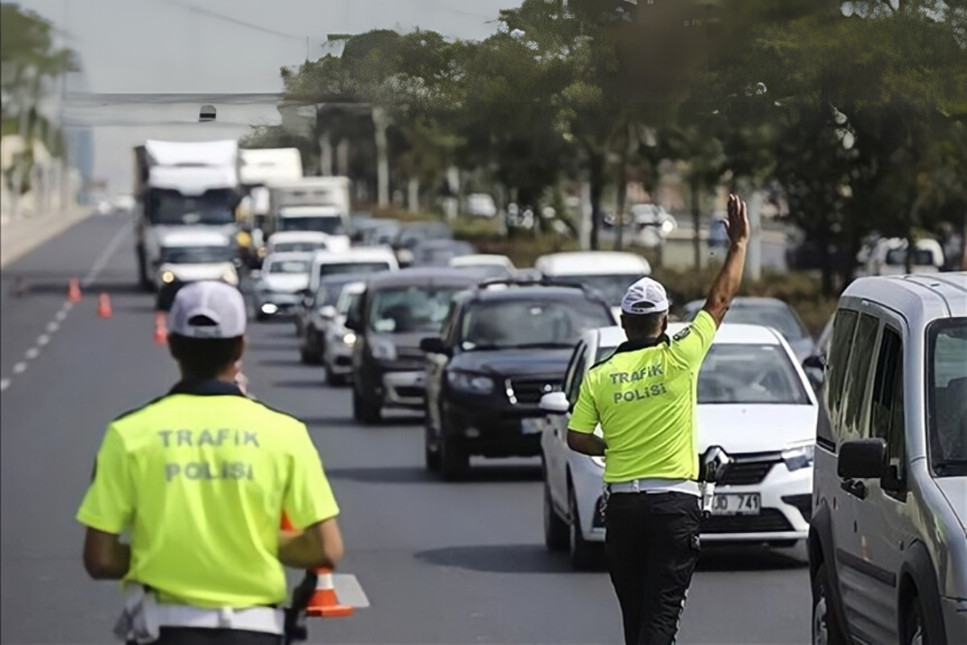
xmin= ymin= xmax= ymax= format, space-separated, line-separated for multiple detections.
xmin=711 ymin=493 xmax=761 ymax=516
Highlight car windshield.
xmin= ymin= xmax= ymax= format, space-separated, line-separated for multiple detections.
xmin=319 ymin=262 xmax=390 ymax=278
xmin=267 ymin=259 xmax=309 ymax=274
xmin=368 ymin=286 xmax=462 ymax=333
xmin=161 ymin=246 xmax=234 ymax=263
xmin=885 ymin=247 xmax=935 ymax=266
xmin=399 ymin=225 xmax=452 ymax=248
xmin=697 ymin=344 xmax=810 ymax=405
xmin=280 ymin=216 xmax=346 ymax=235
xmin=689 ymin=302 xmax=807 ymax=340
xmin=928 ymin=318 xmax=967 ymax=476
xmin=460 ymin=297 xmax=613 ymax=350
xmin=274 ymin=242 xmax=325 ymax=253
xmin=562 ymin=273 xmax=646 ymax=306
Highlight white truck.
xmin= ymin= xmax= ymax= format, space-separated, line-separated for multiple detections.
xmin=238 ymin=148 xmax=303 ymax=265
xmin=133 ymin=140 xmax=241 ymax=290
xmin=266 ymin=177 xmax=352 ymax=248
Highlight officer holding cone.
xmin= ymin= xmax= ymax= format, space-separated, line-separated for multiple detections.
xmin=77 ymin=280 xmax=344 ymax=645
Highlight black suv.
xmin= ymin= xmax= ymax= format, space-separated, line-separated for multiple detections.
xmin=420 ymin=279 xmax=616 ymax=479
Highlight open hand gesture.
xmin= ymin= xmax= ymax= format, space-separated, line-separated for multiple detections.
xmin=726 ymin=194 xmax=750 ymax=246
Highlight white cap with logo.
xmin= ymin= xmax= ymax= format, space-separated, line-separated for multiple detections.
xmin=620 ymin=277 xmax=670 ymax=315
xmin=168 ymin=281 xmax=247 ymax=339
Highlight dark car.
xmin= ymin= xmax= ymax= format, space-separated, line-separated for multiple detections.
xmin=392 ymin=222 xmax=453 ymax=267
xmin=411 ymin=239 xmax=475 ymax=267
xmin=419 ymin=279 xmax=617 ymax=479
xmin=344 ymin=267 xmax=489 ymax=423
xmin=297 ymin=272 xmax=371 ymax=364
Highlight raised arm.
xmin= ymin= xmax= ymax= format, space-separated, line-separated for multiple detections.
xmin=703 ymin=194 xmax=750 ymax=327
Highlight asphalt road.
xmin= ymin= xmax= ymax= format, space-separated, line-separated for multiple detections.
xmin=1 ymin=213 xmax=811 ymax=645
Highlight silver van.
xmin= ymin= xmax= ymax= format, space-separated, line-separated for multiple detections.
xmin=809 ymin=272 xmax=966 ymax=645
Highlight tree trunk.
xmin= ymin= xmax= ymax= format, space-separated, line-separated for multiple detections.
xmin=817 ymin=219 xmax=834 ymax=296
xmin=372 ymin=107 xmax=390 ymax=209
xmin=615 ymin=154 xmax=628 ymax=252
xmin=589 ymin=151 xmax=605 ymax=251
xmin=407 ymin=178 xmax=419 ymax=214
xmin=691 ymin=177 xmax=702 ymax=271
xmin=318 ymin=130 xmax=333 ymax=177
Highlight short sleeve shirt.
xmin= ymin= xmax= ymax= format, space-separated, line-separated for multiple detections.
xmin=76 ymin=380 xmax=339 ymax=608
xmin=569 ymin=310 xmax=717 ymax=483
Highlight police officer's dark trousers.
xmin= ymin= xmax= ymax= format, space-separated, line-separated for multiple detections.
xmin=130 ymin=627 xmax=282 ymax=645
xmin=605 ymin=491 xmax=701 ymax=645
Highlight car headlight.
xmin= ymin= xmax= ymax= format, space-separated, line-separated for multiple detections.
xmin=446 ymin=370 xmax=494 ymax=395
xmin=161 ymin=270 xmax=175 ymax=284
xmin=342 ymin=332 xmax=356 ymax=346
xmin=782 ymin=443 xmax=816 ymax=471
xmin=369 ymin=337 xmax=397 ymax=361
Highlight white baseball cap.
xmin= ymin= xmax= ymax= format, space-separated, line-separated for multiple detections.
xmin=621 ymin=277 xmax=670 ymax=315
xmin=168 ymin=281 xmax=247 ymax=339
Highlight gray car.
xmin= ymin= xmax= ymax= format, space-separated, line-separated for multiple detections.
xmin=809 ymin=272 xmax=967 ymax=645
xmin=683 ymin=297 xmax=816 ymax=362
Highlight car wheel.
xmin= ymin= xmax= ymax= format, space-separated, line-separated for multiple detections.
xmin=811 ymin=560 xmax=848 ymax=645
xmin=568 ymin=485 xmax=597 ymax=570
xmin=543 ymin=469 xmax=568 ymax=552
xmin=299 ymin=346 xmax=314 ymax=365
xmin=353 ymin=383 xmax=381 ymax=425
xmin=903 ymin=596 xmax=926 ymax=645
xmin=424 ymin=424 xmax=441 ymax=473
xmin=439 ymin=431 xmax=468 ymax=481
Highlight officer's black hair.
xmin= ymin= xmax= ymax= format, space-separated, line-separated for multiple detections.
xmin=620 ymin=312 xmax=666 ymax=339
xmin=168 ymin=333 xmax=244 ymax=380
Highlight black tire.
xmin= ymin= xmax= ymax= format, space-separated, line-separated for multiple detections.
xmin=903 ymin=596 xmax=926 ymax=645
xmin=353 ymin=384 xmax=381 ymax=424
xmin=424 ymin=425 xmax=441 ymax=473
xmin=568 ymin=486 xmax=598 ymax=570
xmin=440 ymin=433 xmax=468 ymax=481
xmin=137 ymin=247 xmax=152 ymax=292
xmin=811 ymin=560 xmax=848 ymax=645
xmin=324 ymin=363 xmax=346 ymax=386
xmin=299 ymin=347 xmax=315 ymax=365
xmin=543 ymin=473 xmax=568 ymax=552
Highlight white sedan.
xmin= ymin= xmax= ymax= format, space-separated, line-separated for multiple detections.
xmin=537 ymin=323 xmax=818 ymax=569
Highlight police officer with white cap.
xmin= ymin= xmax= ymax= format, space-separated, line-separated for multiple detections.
xmin=567 ymin=195 xmax=750 ymax=645
xmin=77 ymin=280 xmax=344 ymax=645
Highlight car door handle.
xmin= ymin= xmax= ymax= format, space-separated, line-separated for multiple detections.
xmin=840 ymin=479 xmax=868 ymax=500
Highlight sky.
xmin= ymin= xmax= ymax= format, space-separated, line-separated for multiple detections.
xmin=13 ymin=0 xmax=516 ymax=193
xmin=17 ymin=0 xmax=516 ymax=93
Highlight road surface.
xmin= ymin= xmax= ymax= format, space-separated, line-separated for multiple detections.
xmin=0 ymin=214 xmax=810 ymax=644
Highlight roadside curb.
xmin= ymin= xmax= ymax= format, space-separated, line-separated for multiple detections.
xmin=0 ymin=208 xmax=93 ymax=269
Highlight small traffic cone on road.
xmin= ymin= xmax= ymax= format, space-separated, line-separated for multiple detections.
xmin=68 ymin=278 xmax=82 ymax=303
xmin=98 ymin=293 xmax=113 ymax=318
xmin=305 ymin=568 xmax=354 ymax=618
xmin=153 ymin=311 xmax=168 ymax=345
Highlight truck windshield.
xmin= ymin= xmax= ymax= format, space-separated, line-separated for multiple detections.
xmin=161 ymin=246 xmax=234 ymax=264
xmin=928 ymin=318 xmax=967 ymax=477
xmin=147 ymin=190 xmax=235 ymax=225
xmin=280 ymin=216 xmax=346 ymax=235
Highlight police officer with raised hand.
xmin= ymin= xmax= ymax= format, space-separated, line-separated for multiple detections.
xmin=77 ymin=280 xmax=344 ymax=645
xmin=567 ymin=194 xmax=749 ymax=645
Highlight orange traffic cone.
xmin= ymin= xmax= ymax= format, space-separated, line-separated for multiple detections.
xmin=153 ymin=311 xmax=168 ymax=345
xmin=68 ymin=278 xmax=82 ymax=303
xmin=98 ymin=293 xmax=113 ymax=318
xmin=305 ymin=568 xmax=354 ymax=618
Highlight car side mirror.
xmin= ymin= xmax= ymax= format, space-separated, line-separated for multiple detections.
xmin=419 ymin=337 xmax=450 ymax=356
xmin=319 ymin=305 xmax=337 ymax=319
xmin=802 ymin=355 xmax=825 ymax=371
xmin=539 ymin=391 xmax=569 ymax=415
xmin=838 ymin=439 xmax=888 ymax=479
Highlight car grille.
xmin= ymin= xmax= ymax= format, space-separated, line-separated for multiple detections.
xmin=505 ymin=377 xmax=562 ymax=405
xmin=701 ymin=509 xmax=793 ymax=534
xmin=719 ymin=459 xmax=778 ymax=486
xmin=396 ymin=386 xmax=425 ymax=399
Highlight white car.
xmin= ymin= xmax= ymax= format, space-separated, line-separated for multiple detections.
xmin=252 ymin=252 xmax=313 ymax=320
xmin=321 ymin=281 xmax=366 ymax=385
xmin=448 ymin=254 xmax=517 ymax=279
xmin=537 ymin=322 xmax=818 ymax=569
xmin=155 ymin=228 xmax=238 ymax=290
xmin=534 ymin=251 xmax=652 ymax=321
xmin=307 ymin=246 xmax=399 ymax=295
xmin=266 ymin=231 xmax=344 ymax=255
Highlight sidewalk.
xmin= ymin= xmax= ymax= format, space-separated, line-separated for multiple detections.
xmin=0 ymin=207 xmax=92 ymax=269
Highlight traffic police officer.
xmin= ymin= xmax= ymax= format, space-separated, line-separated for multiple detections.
xmin=567 ymin=194 xmax=750 ymax=645
xmin=77 ymin=280 xmax=344 ymax=645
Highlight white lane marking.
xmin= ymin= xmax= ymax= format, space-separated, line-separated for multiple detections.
xmin=47 ymin=321 xmax=59 ymax=333
xmin=13 ymin=362 xmax=27 ymax=374
xmin=55 ymin=310 xmax=68 ymax=321
xmin=63 ymin=301 xmax=74 ymax=312
xmin=0 ymin=379 xmax=10 ymax=392
xmin=25 ymin=347 xmax=40 ymax=360
xmin=333 ymin=574 xmax=370 ymax=609
xmin=37 ymin=334 xmax=50 ymax=346
xmin=82 ymin=223 xmax=131 ymax=287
